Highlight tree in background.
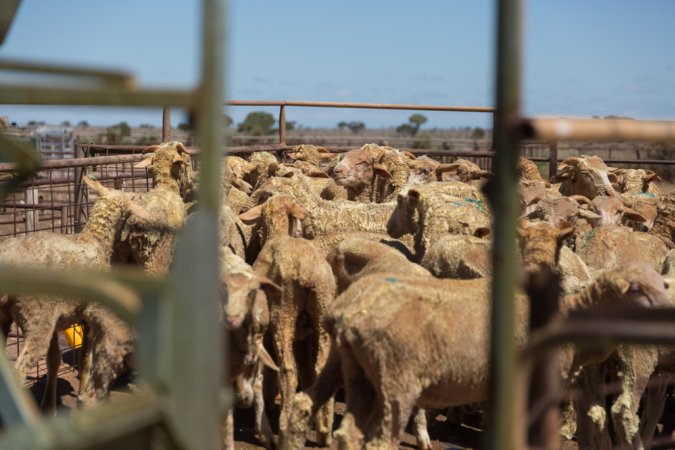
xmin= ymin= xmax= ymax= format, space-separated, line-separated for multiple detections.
xmin=77 ymin=120 xmax=89 ymax=128
xmin=346 ymin=121 xmax=365 ymax=134
xmin=104 ymin=121 xmax=132 ymax=144
xmin=238 ymin=111 xmax=276 ymax=135
xmin=224 ymin=114 xmax=234 ymax=128
xmin=337 ymin=121 xmax=348 ymax=131
xmin=396 ymin=114 xmax=427 ymax=136
xmin=471 ymin=127 xmax=485 ymax=139
xmin=60 ymin=120 xmax=71 ymax=127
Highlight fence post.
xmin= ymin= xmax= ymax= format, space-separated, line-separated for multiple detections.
xmin=25 ymin=187 xmax=38 ymax=232
xmin=279 ymin=104 xmax=286 ymax=147
xmin=61 ymin=206 xmax=68 ymax=233
xmin=162 ymin=106 xmax=171 ymax=142
xmin=548 ymin=140 xmax=558 ymax=180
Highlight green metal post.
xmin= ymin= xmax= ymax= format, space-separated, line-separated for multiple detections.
xmin=486 ymin=0 xmax=522 ymax=449
xmin=165 ymin=0 xmax=224 ymax=449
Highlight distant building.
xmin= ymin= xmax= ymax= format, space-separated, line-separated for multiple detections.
xmin=35 ymin=126 xmax=75 ymax=159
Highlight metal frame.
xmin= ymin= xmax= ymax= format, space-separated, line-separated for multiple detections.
xmin=0 ymin=1 xmax=224 ymax=449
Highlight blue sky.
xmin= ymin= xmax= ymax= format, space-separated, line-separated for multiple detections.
xmin=1 ymin=1 xmax=674 ymax=129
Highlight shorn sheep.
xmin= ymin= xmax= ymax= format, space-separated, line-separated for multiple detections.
xmin=324 ymin=263 xmax=670 ymax=449
xmin=0 ymin=177 xmax=149 ymax=409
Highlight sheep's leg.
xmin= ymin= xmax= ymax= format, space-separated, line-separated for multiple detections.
xmin=223 ymin=408 xmax=235 ymax=450
xmin=640 ymin=373 xmax=671 ymax=449
xmin=334 ymin=413 xmax=363 ymax=450
xmin=306 ymin=297 xmax=334 ymax=447
xmin=283 ymin=346 xmax=342 ymax=450
xmin=574 ymin=365 xmax=611 ymax=450
xmin=272 ymin=305 xmax=299 ymax=436
xmin=610 ymin=347 xmax=657 ymax=450
xmin=339 ymin=346 xmax=378 ymax=449
xmin=77 ymin=323 xmax=93 ymax=396
xmin=41 ymin=332 xmax=61 ymax=412
xmin=15 ymin=324 xmax=54 ymax=384
xmin=253 ymin=363 xmax=275 ymax=449
xmin=412 ymin=408 xmax=432 ymax=450
xmin=367 ymin=385 xmax=418 ymax=450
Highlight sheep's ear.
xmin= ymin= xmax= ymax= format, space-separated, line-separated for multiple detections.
xmin=569 ymin=195 xmax=592 ymax=205
xmin=436 ymin=163 xmax=461 ymax=174
xmin=172 ymin=154 xmax=186 ymax=164
xmin=407 ymin=189 xmax=421 ymax=205
xmin=607 ymin=172 xmax=618 ymax=183
xmin=143 ymin=145 xmax=160 ymax=154
xmin=402 ymin=151 xmax=416 ymax=160
xmin=559 ymin=157 xmax=581 ymax=167
xmin=578 ymin=209 xmax=601 ymax=220
xmin=645 ymin=170 xmax=662 ymax=182
xmin=373 ymin=163 xmax=391 ymax=179
xmin=175 ymin=143 xmax=188 ymax=155
xmin=554 ymin=218 xmax=575 ymax=241
xmin=615 ymin=277 xmax=631 ymax=295
xmin=622 ymin=208 xmax=647 ymax=223
xmin=259 ymin=277 xmax=281 ymax=294
xmin=256 ymin=341 xmax=280 ymax=372
xmin=134 ymin=155 xmax=154 ymax=169
xmin=83 ymin=176 xmax=108 ymax=196
xmin=267 ymin=162 xmax=280 ymax=176
xmin=474 ymin=227 xmax=490 ymax=238
xmin=475 ymin=170 xmax=493 ymax=179
xmin=231 ymin=177 xmax=253 ymax=194
xmin=287 ymin=152 xmax=300 ymax=160
xmin=239 ymin=205 xmax=262 ymax=224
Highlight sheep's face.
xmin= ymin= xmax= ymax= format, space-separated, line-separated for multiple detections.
xmin=611 ymin=168 xmax=661 ymax=194
xmin=331 ymin=148 xmax=391 ymax=188
xmin=387 ymin=190 xmax=419 ymax=238
xmin=552 ymin=156 xmax=617 ymax=199
xmin=407 ymin=157 xmax=439 ymax=185
xmin=580 ymin=196 xmax=647 ymax=229
xmin=610 ymin=263 xmax=673 ymax=308
xmin=518 ymin=219 xmax=574 ymax=271
xmin=439 ymin=159 xmax=491 ymax=183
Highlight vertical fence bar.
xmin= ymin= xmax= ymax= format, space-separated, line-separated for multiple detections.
xmin=485 ymin=0 xmax=522 ymax=449
xmin=279 ymin=104 xmax=286 ymax=146
xmin=162 ymin=106 xmax=171 ymax=142
xmin=548 ymin=140 xmax=558 ymax=180
xmin=24 ymin=187 xmax=38 ymax=233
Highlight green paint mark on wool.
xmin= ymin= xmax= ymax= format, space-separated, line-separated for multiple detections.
xmin=464 ymin=198 xmax=485 ymax=211
xmin=384 ymin=277 xmax=399 ymax=283
xmin=637 ymin=192 xmax=655 ymax=198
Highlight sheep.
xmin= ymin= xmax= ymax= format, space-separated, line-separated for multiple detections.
xmin=0 ymin=177 xmax=149 ymax=410
xmin=575 ymin=197 xmax=668 ymax=275
xmin=253 ymin=236 xmax=336 ymax=448
xmin=115 ymin=141 xmax=194 ymax=275
xmin=609 ymin=167 xmax=661 ymax=196
xmin=220 ymin=203 xmax=248 ymax=258
xmin=519 ymin=156 xmax=545 ymax=183
xmin=271 ymin=161 xmax=349 ymax=201
xmin=282 ymin=238 xmax=434 ymax=450
xmin=286 ymin=144 xmax=336 ymax=167
xmin=220 ymin=247 xmax=279 ymax=450
xmin=323 ymin=263 xmax=670 ymax=449
xmin=650 ymin=192 xmax=675 ymax=248
xmin=387 ymin=186 xmax=491 ymax=261
xmin=420 ymin=235 xmax=492 ymax=279
xmin=438 ymin=158 xmax=492 ymax=183
xmin=245 ymin=151 xmax=279 ymax=189
xmin=550 ymin=155 xmax=617 ymax=199
xmin=331 ymin=144 xmax=412 ymax=203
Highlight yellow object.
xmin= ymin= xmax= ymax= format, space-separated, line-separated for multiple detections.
xmin=63 ymin=324 xmax=84 ymax=349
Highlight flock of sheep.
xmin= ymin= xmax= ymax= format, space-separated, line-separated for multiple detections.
xmin=1 ymin=140 xmax=675 ymax=449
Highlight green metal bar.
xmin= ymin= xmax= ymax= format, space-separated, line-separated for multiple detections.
xmin=0 ymin=59 xmax=135 ymax=89
xmin=0 ymin=0 xmax=21 ymax=45
xmin=0 ymin=86 xmax=194 ymax=108
xmin=0 ymin=266 xmax=142 ymax=325
xmin=162 ymin=0 xmax=224 ymax=448
xmin=0 ymin=393 xmax=176 ymax=450
xmin=0 ymin=334 xmax=40 ymax=427
xmin=485 ymin=0 xmax=522 ymax=449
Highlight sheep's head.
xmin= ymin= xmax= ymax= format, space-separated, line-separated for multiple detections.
xmin=406 ymin=155 xmax=440 ymax=185
xmin=518 ymin=218 xmax=574 ymax=272
xmin=609 ymin=168 xmax=661 ymax=194
xmin=387 ymin=189 xmax=421 ymax=238
xmin=286 ymin=145 xmax=336 ymax=166
xmin=276 ymin=161 xmax=330 ymax=179
xmin=331 ymin=146 xmax=392 ymax=188
xmin=572 ymin=195 xmax=646 ymax=229
xmin=598 ymin=263 xmax=672 ymax=309
xmin=550 ymin=155 xmax=616 ymax=199
xmin=135 ymin=141 xmax=195 ymax=199
xmin=83 ymin=176 xmax=151 ymax=225
xmin=239 ymin=194 xmax=307 ymax=240
xmin=438 ymin=159 xmax=492 ymax=183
